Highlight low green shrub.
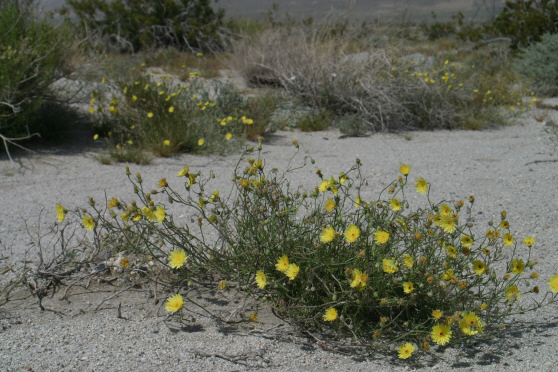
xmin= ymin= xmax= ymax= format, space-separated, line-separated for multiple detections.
xmin=0 ymin=0 xmax=72 ymax=138
xmin=513 ymin=33 xmax=558 ymax=96
xmin=57 ymin=142 xmax=558 ymax=358
xmin=269 ymin=101 xmax=331 ymax=132
xmin=89 ymin=66 xmax=270 ymax=163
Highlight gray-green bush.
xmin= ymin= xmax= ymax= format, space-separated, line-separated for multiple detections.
xmin=514 ymin=33 xmax=558 ymax=96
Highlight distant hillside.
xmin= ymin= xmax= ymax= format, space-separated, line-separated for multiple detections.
xmin=41 ymin=0 xmax=504 ymax=22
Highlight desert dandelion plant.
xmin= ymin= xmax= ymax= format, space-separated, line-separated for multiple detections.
xmin=59 ymin=144 xmax=558 ymax=359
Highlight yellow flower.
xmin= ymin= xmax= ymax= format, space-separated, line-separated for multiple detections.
xmin=415 ymin=177 xmax=428 ymax=194
xmin=318 ymin=179 xmax=329 ymax=192
xmin=120 ymin=212 xmax=130 ymax=222
xmin=460 ymin=235 xmax=473 ymax=248
xmin=374 ymin=230 xmax=390 ymax=244
xmin=198 ymin=138 xmax=205 ymax=146
xmin=441 ymin=269 xmax=455 ymax=281
xmin=255 ymin=270 xmax=267 ymax=289
xmin=344 ymin=224 xmax=360 ymax=243
xmin=188 ymin=173 xmax=197 ymax=186
xmin=249 ymin=312 xmax=259 ymax=322
xmin=177 ymin=166 xmax=189 ymax=177
xmin=500 ymin=220 xmax=509 ymax=229
xmin=275 ymin=255 xmax=290 ymax=272
xmin=325 ymin=198 xmax=335 ymax=212
xmin=168 ymin=106 xmax=174 ymax=113
xmin=147 ymin=112 xmax=153 ymax=118
xmin=399 ymin=164 xmax=411 ymax=175
xmin=56 ymin=204 xmax=66 ymax=222
xmin=523 ymin=236 xmax=535 ymax=247
xmin=225 ymin=133 xmax=232 ymax=140
xmin=431 ymin=324 xmax=452 ymax=345
xmin=402 ymin=254 xmax=414 ymax=268
xmin=432 ymin=309 xmax=443 ymax=320
xmin=440 ymin=216 xmax=456 ymax=233
xmin=142 ymin=206 xmax=156 ymax=221
xmin=168 ymin=249 xmax=187 ymax=269
xmin=218 ymin=280 xmax=227 ymax=290
xmin=398 ymin=342 xmax=415 ymax=359
xmin=382 ymin=258 xmax=399 ymax=273
xmin=89 ymin=106 xmax=95 ymax=114
xmin=165 ymin=294 xmax=184 ymax=312
xmin=402 ymin=282 xmax=414 ymax=294
xmin=323 ymin=307 xmax=338 ymax=322
xmin=460 ymin=312 xmax=483 ymax=336
xmin=510 ymin=259 xmax=525 ymax=275
xmin=389 ymin=198 xmax=402 ymax=211
xmin=285 ymin=263 xmax=299 ymax=280
xmin=93 ymin=134 xmax=99 ymax=140
xmin=120 ymin=258 xmax=130 ymax=268
xmin=354 ymin=195 xmax=362 ymax=208
xmin=472 ymin=260 xmax=487 ymax=275
xmin=155 ymin=206 xmax=166 ymax=223
xmin=320 ymin=226 xmax=335 ymax=243
xmin=82 ymin=215 xmax=95 ymax=230
xmin=506 ymin=285 xmax=520 ymax=302
xmin=446 ymin=245 xmax=457 ymax=258
xmin=548 ymin=274 xmax=558 ymax=293
xmin=108 ymin=198 xmax=118 ymax=208
xmin=503 ymin=233 xmax=514 ymax=246
xmin=350 ymin=269 xmax=368 ymax=290
xmin=163 ymin=140 xmax=170 ymax=146
xmin=440 ymin=204 xmax=452 ymax=216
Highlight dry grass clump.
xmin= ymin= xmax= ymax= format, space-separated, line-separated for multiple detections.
xmin=232 ymin=24 xmax=466 ymax=132
xmin=231 ymin=21 xmax=527 ymax=133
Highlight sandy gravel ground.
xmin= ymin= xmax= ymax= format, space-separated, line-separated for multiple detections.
xmin=1 ymin=104 xmax=558 ymax=371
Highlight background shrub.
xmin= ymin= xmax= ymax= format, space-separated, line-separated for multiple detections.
xmin=0 ymin=0 xmax=72 ymax=138
xmin=64 ymin=0 xmax=225 ymax=53
xmin=90 ymin=66 xmax=273 ymax=163
xmin=513 ymin=33 xmax=558 ymax=96
xmin=232 ymin=23 xmax=519 ymax=133
xmin=492 ymin=0 xmax=558 ymax=49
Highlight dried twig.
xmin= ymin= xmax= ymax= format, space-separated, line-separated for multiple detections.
xmin=192 ymin=349 xmax=269 ymax=366
xmin=0 ymin=132 xmax=40 ymax=163
xmin=525 ymin=159 xmax=558 ymax=165
xmin=94 ymin=284 xmax=137 ymax=311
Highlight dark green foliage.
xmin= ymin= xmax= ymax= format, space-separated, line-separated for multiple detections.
xmin=64 ymin=0 xmax=225 ymax=52
xmin=493 ymin=0 xmax=558 ymax=49
xmin=0 ymin=0 xmax=71 ymax=138
xmin=514 ymin=33 xmax=558 ymax=95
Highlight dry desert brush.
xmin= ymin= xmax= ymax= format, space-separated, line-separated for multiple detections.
xmin=232 ymin=22 xmax=523 ymax=133
xmin=55 ymin=140 xmax=558 ymax=359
